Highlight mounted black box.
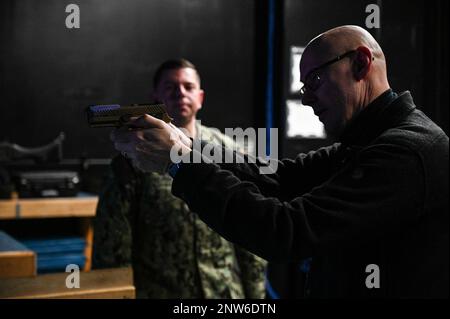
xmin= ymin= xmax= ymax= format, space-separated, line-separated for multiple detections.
xmin=13 ymin=171 xmax=80 ymax=198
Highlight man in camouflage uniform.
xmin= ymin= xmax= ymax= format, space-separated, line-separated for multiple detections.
xmin=92 ymin=59 xmax=266 ymax=298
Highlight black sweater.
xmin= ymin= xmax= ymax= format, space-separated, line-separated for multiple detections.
xmin=172 ymin=91 xmax=449 ymax=298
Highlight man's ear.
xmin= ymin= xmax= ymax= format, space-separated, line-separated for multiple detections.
xmin=198 ymin=89 xmax=205 ymax=109
xmin=353 ymin=46 xmax=372 ymax=80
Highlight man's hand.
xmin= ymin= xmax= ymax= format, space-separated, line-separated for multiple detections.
xmin=110 ymin=114 xmax=192 ymax=174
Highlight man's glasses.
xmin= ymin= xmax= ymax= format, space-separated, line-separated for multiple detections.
xmin=299 ymin=50 xmax=356 ymax=98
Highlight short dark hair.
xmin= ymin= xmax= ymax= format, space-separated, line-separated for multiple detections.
xmin=153 ymin=58 xmax=201 ymax=88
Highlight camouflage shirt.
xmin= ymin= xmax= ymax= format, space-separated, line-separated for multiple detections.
xmin=92 ymin=122 xmax=266 ymax=299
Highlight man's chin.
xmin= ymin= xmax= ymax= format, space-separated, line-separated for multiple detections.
xmin=173 ymin=114 xmax=194 ymax=127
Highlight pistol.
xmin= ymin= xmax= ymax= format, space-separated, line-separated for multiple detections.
xmin=86 ymin=103 xmax=172 ymax=128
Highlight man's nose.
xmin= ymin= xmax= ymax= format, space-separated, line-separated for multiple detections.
xmin=173 ymin=85 xmax=186 ymax=97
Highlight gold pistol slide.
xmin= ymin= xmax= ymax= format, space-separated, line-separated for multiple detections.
xmin=86 ymin=103 xmax=172 ymax=128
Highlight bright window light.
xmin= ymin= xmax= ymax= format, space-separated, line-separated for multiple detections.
xmin=287 ymin=46 xmax=326 ymax=139
xmin=286 ymin=100 xmax=326 ymax=138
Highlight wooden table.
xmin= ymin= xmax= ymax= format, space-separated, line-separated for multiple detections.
xmin=0 ymin=267 xmax=135 ymax=299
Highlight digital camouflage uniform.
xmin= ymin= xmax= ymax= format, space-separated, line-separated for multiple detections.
xmin=92 ymin=122 xmax=266 ymax=298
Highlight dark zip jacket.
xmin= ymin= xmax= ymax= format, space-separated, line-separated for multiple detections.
xmin=172 ymin=91 xmax=449 ymax=298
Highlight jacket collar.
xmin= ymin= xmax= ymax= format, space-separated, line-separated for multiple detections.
xmin=339 ymin=90 xmax=417 ymax=147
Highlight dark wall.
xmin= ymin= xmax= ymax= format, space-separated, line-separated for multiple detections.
xmin=0 ymin=0 xmax=255 ymax=159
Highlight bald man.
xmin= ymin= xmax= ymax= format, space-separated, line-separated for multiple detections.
xmin=300 ymin=26 xmax=390 ymax=137
xmin=111 ymin=26 xmax=449 ymax=298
